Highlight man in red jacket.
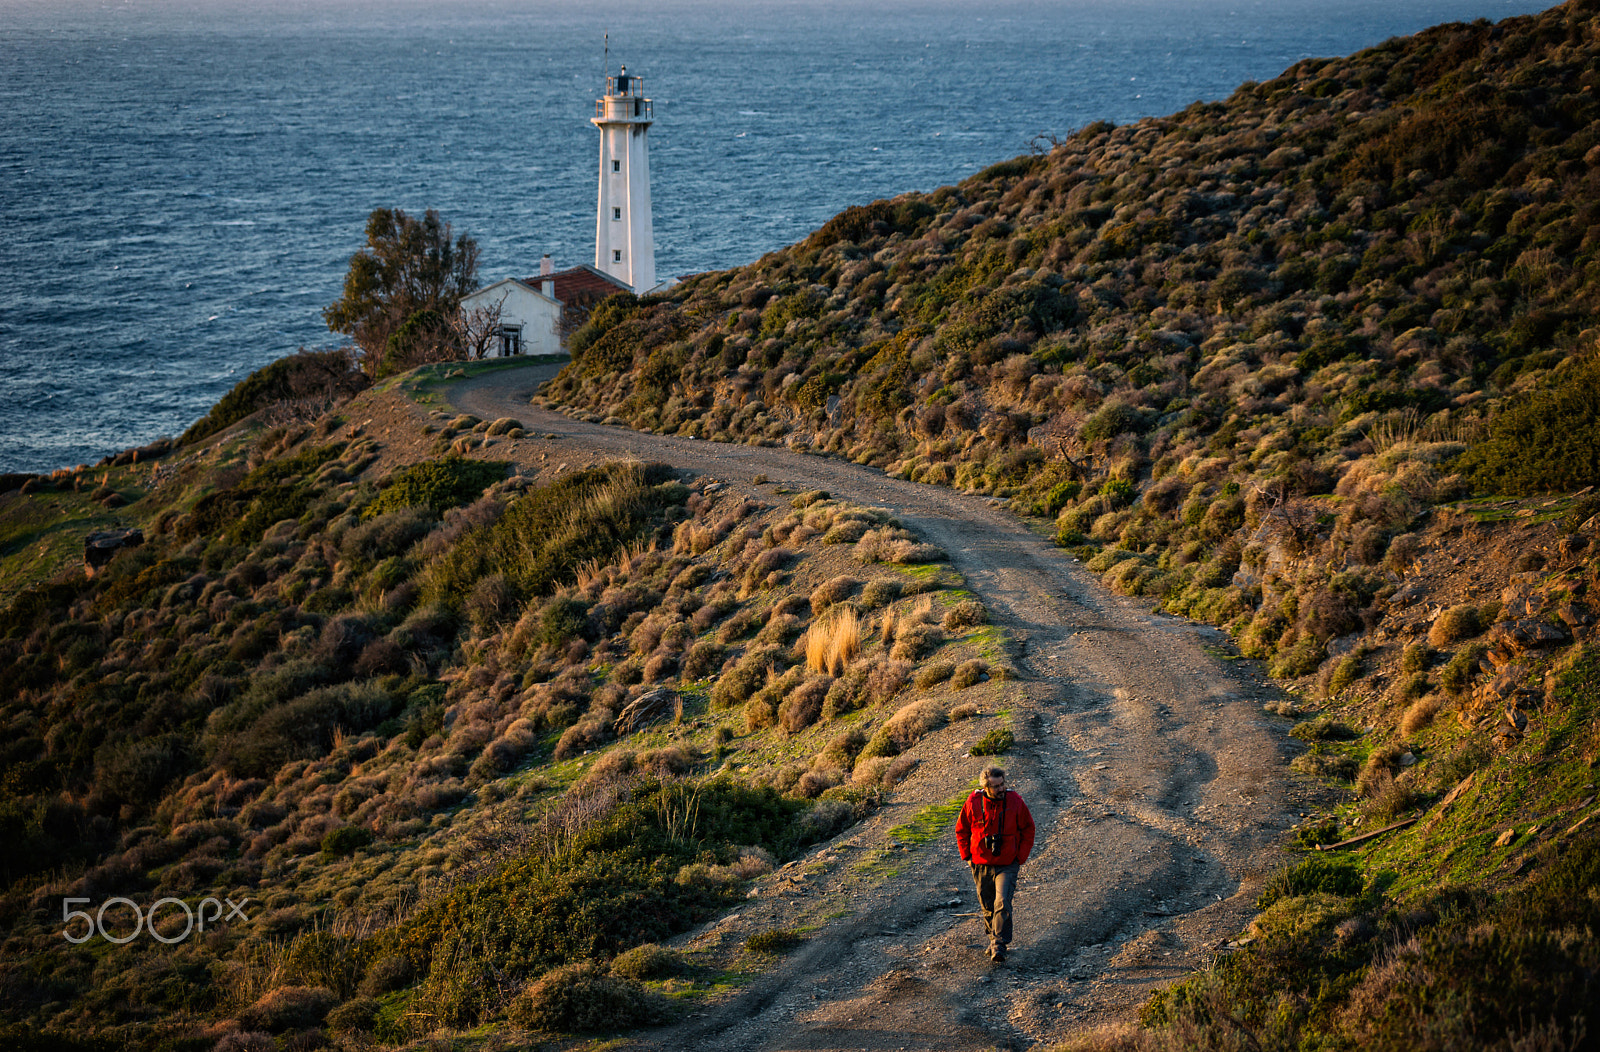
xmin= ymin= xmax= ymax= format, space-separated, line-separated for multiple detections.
xmin=955 ymin=764 xmax=1036 ymax=962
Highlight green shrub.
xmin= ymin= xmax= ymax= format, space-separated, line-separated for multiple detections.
xmin=359 ymin=955 xmax=416 ymax=997
xmin=535 ymin=596 xmax=592 ymax=648
xmin=915 ymin=660 xmax=955 ymax=689
xmin=327 ymin=996 xmax=381 ymax=1033
xmin=181 ymin=349 xmax=365 ymax=446
xmin=610 ymin=943 xmax=680 ymax=981
xmin=220 ymin=679 xmax=403 ymax=776
xmin=567 ymin=292 xmax=640 ymax=368
xmin=1440 ymin=642 xmax=1489 ymax=694
xmin=1430 ymin=740 xmax=1491 ymax=789
xmin=1391 ymin=670 xmax=1430 ymax=704
xmin=1080 ymin=403 xmax=1148 ymax=444
xmin=711 ymin=646 xmax=785 ymax=709
xmin=857 ymin=728 xmax=898 ymax=761
xmin=1456 ymin=354 xmax=1600 ymax=495
xmin=1429 ymin=604 xmax=1482 ymax=647
xmin=1100 ymin=477 xmax=1136 ymax=508
xmin=798 ymin=799 xmax=854 ymax=840
xmin=970 ymin=727 xmax=1014 ymax=756
xmin=420 ymin=461 xmax=683 ymax=611
xmin=1256 ymin=855 xmax=1364 ymax=909
xmin=282 ymin=931 xmax=364 ymax=1000
xmin=1292 ymin=748 xmax=1359 ymax=781
xmin=507 ymin=960 xmax=666 ymax=1033
xmin=1289 ymin=717 xmax=1359 ymax=742
xmin=1269 ymin=636 xmax=1326 ymax=678
xmin=383 ymin=778 xmax=806 ymax=989
xmin=1400 ymin=642 xmax=1432 ymax=676
xmin=341 ymin=507 xmax=435 ymax=567
xmin=1293 ymin=818 xmax=1343 ymax=849
xmin=176 ymin=444 xmax=346 ymax=544
xmin=364 ymin=456 xmax=508 ymax=519
xmin=745 ymin=928 xmax=804 ymax=954
xmin=94 ymin=732 xmax=191 ymax=805
xmin=1329 ymin=652 xmax=1362 ymax=696
xmin=321 ymin=825 xmax=373 ymax=857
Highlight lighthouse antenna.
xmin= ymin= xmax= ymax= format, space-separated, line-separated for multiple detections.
xmin=603 ymin=33 xmax=609 ymax=83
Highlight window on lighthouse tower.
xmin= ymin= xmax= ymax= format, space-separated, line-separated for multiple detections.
xmin=613 ymin=250 xmax=622 ymax=263
xmin=612 ymin=159 xmax=620 ymax=172
xmin=612 ymin=207 xmax=621 ymax=220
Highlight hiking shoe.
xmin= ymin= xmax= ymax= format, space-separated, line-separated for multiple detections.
xmin=989 ymin=944 xmax=1006 ymax=963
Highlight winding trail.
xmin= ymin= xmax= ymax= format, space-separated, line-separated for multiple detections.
xmin=448 ymin=364 xmax=1306 ymax=1050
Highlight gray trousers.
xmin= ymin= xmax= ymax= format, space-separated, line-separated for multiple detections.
xmin=970 ymin=862 xmax=1020 ymax=947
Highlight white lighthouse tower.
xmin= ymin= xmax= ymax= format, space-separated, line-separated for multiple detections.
xmin=592 ymin=65 xmax=656 ymax=293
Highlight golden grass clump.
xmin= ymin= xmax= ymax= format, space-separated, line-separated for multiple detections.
xmin=882 ymin=698 xmax=947 ymax=750
xmin=1400 ymin=694 xmax=1443 ymax=735
xmin=1428 ymin=603 xmax=1482 ymax=647
xmin=805 ymin=608 xmax=861 ymax=675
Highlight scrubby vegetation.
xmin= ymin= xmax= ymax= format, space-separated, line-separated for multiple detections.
xmin=1099 ymin=644 xmax=1600 ymax=1052
xmin=533 ymin=6 xmax=1600 ymax=1048
xmin=542 ymin=0 xmax=1600 ymax=691
xmin=0 ymin=406 xmax=999 ymax=1048
xmin=179 ymin=348 xmax=368 ymax=447
xmin=7 ymin=4 xmax=1600 ymax=1049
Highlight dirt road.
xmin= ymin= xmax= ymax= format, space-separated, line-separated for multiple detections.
xmin=449 ymin=364 xmax=1305 ymax=1050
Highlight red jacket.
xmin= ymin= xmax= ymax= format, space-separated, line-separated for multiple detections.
xmin=955 ymin=789 xmax=1035 ymax=866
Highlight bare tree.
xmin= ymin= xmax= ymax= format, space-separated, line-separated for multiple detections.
xmin=451 ymin=299 xmax=505 ymax=361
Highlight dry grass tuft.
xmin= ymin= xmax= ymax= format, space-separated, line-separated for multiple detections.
xmin=236 ymin=985 xmax=337 ymax=1032
xmin=672 ymin=520 xmax=720 ymax=555
xmin=1356 ymin=744 xmax=1406 ymax=799
xmin=882 ymin=698 xmax=947 ymax=750
xmin=948 ymin=701 xmax=980 ymax=721
xmin=865 ymin=657 xmax=913 ymax=704
xmin=611 ymin=943 xmax=680 ymax=981
xmin=942 ymin=600 xmax=987 ymax=631
xmin=860 ymin=578 xmax=902 ymax=609
xmin=851 ymin=756 xmax=893 ymax=786
xmin=950 ymin=658 xmax=989 ymax=689
xmin=805 ymin=608 xmax=861 ymax=675
xmin=797 ymin=767 xmax=843 ymax=798
xmin=810 ymin=575 xmax=861 ymax=614
xmin=916 ymin=660 xmax=956 ymax=689
xmin=744 ymin=696 xmax=778 ymax=732
xmin=890 ymin=622 xmax=944 ymax=662
xmin=778 ymin=675 xmax=832 ymax=734
xmin=884 ymin=754 xmax=920 ymax=787
xmin=1400 ymin=694 xmax=1443 ymax=735
xmin=1428 ymin=603 xmax=1481 ymax=647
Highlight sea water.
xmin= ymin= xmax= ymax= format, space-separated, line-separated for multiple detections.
xmin=0 ymin=0 xmax=1556 ymax=474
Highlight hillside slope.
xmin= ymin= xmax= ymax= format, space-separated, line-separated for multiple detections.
xmin=0 ymin=361 xmax=1304 ymax=1052
xmin=3 ymin=3 xmax=1600 ymax=1051
xmin=544 ymin=0 xmax=1600 ymax=670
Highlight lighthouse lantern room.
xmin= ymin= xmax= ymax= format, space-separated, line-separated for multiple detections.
xmin=592 ymin=65 xmax=656 ymax=293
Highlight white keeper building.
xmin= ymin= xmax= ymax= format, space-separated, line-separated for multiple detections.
xmin=458 ymin=62 xmax=662 ymax=357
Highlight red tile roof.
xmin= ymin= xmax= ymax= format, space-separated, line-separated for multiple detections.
xmin=518 ymin=265 xmax=632 ymax=304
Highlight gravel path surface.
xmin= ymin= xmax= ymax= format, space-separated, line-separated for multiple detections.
xmin=449 ymin=363 xmax=1306 ymax=1051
